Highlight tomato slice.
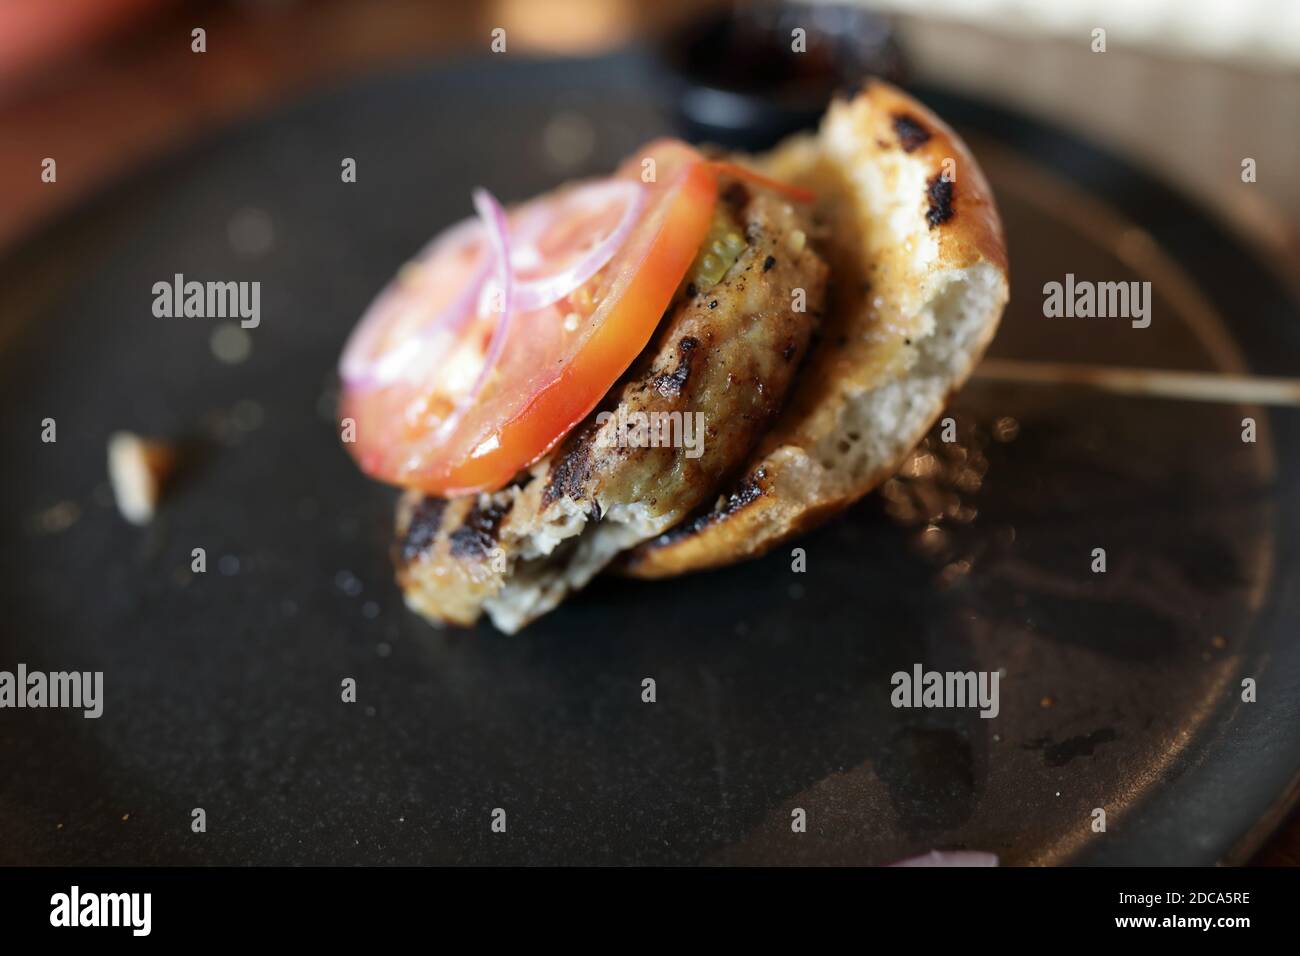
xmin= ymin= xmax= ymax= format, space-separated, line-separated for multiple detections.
xmin=338 ymin=217 xmax=493 ymax=393
xmin=508 ymin=179 xmax=645 ymax=309
xmin=340 ymin=140 xmax=718 ymax=495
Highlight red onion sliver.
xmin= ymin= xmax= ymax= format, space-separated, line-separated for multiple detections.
xmin=510 ymin=179 xmax=645 ymax=311
xmin=341 ymin=177 xmax=643 ymax=395
xmin=431 ymin=187 xmax=514 ymax=443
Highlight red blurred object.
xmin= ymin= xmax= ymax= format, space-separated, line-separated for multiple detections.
xmin=0 ymin=0 xmax=171 ymax=85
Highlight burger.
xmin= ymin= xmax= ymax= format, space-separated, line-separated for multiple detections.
xmin=337 ymin=80 xmax=1009 ymax=633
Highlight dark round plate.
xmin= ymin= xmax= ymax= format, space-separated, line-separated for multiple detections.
xmin=1 ymin=53 xmax=1297 ymax=866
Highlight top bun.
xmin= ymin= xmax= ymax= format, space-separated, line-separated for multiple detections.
xmin=622 ymin=79 xmax=1010 ymax=577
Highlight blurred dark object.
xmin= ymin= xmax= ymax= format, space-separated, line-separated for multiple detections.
xmin=658 ymin=0 xmax=906 ymax=149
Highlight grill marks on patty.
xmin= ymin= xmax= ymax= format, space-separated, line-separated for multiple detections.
xmin=541 ymin=420 xmax=598 ymax=508
xmin=652 ymin=336 xmax=698 ymax=398
xmin=448 ymin=498 xmax=512 ymax=558
xmin=397 ymin=494 xmax=510 ymax=563
xmin=399 ymin=496 xmax=448 ymax=562
xmin=658 ymin=465 xmax=770 ymax=543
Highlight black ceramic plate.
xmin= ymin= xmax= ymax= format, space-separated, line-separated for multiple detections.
xmin=1 ymin=53 xmax=1297 ymax=866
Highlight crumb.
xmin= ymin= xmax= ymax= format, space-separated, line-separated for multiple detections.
xmin=30 ymin=500 xmax=81 ymax=535
xmin=108 ymin=432 xmax=175 ymax=526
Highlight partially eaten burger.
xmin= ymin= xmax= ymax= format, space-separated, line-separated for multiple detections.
xmin=338 ymin=81 xmax=1009 ymax=633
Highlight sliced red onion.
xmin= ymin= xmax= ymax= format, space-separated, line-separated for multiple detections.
xmin=510 ymin=179 xmax=644 ymax=311
xmin=340 ymin=216 xmax=491 ymax=392
xmin=431 ymin=187 xmax=514 ymax=443
xmin=889 ymin=850 xmax=999 ymax=867
xmin=342 ymin=178 xmax=642 ymax=396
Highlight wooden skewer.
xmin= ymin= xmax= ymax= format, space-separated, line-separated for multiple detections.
xmin=972 ymin=358 xmax=1300 ymax=407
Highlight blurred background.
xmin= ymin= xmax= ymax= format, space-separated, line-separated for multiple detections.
xmin=0 ymin=0 xmax=1296 ymax=864
xmin=0 ymin=0 xmax=1296 ymax=276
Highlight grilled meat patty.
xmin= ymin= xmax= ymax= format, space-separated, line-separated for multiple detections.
xmin=395 ymin=178 xmax=828 ymax=632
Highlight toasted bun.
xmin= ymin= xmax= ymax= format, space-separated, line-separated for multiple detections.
xmin=622 ymin=80 xmax=1009 ymax=578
